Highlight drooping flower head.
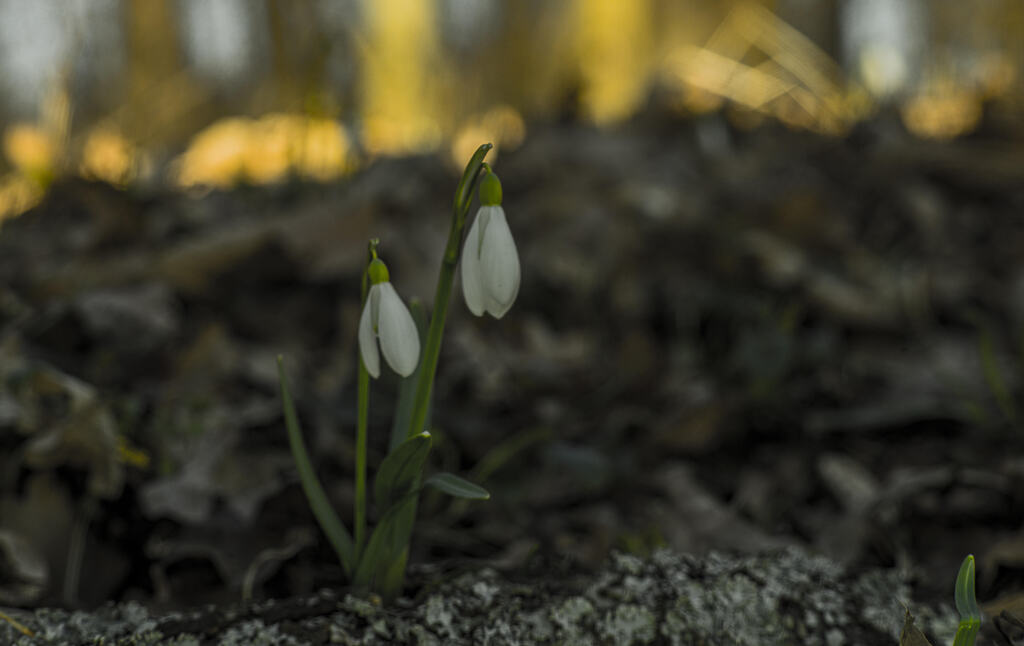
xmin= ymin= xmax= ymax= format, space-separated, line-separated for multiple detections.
xmin=461 ymin=168 xmax=520 ymax=319
xmin=358 ymin=256 xmax=420 ymax=378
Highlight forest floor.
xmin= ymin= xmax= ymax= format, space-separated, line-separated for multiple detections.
xmin=1 ymin=107 xmax=1024 ymax=644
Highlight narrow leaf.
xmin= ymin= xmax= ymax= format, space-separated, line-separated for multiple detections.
xmin=375 ymin=432 xmax=431 ymax=514
xmin=375 ymin=496 xmax=419 ymax=600
xmin=0 ymin=610 xmax=35 ymax=638
xmin=954 ymin=555 xmax=980 ymax=619
xmin=361 ymin=431 xmax=431 ymax=598
xmin=352 ymin=490 xmax=419 ymax=594
xmin=378 ymin=545 xmax=410 ymax=601
xmin=424 ymin=472 xmax=490 ymax=500
xmin=278 ymin=356 xmax=355 ymax=577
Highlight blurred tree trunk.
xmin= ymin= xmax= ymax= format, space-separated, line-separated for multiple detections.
xmin=122 ymin=0 xmax=206 ymax=147
xmin=264 ymin=0 xmax=329 ymax=114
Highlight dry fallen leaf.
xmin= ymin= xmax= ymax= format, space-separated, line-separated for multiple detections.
xmin=899 ymin=608 xmax=934 ymax=646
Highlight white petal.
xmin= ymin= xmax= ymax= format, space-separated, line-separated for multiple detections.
xmin=479 ymin=206 xmax=520 ymax=318
xmin=461 ymin=208 xmax=489 ymax=316
xmin=376 ymin=282 xmax=420 ymax=377
xmin=358 ymin=286 xmax=381 ymax=378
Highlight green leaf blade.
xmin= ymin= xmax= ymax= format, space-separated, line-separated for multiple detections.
xmin=952 ymin=554 xmax=981 ymax=646
xmin=278 ymin=356 xmax=355 ymax=577
xmin=352 ymin=490 xmax=418 ymax=587
xmin=954 ymin=555 xmax=980 ymax=620
xmin=424 ymin=472 xmax=491 ymax=500
xmin=362 ymin=432 xmax=431 ymax=598
xmin=374 ymin=432 xmax=432 ymax=514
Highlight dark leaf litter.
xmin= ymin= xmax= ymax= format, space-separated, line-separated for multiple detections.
xmin=2 ymin=110 xmax=1024 ymax=642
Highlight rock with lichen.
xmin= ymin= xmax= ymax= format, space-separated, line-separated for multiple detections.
xmin=0 ymin=546 xmax=957 ymax=646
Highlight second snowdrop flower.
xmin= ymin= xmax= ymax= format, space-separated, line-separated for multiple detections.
xmin=462 ymin=167 xmax=520 ymax=319
xmin=358 ymin=257 xmax=420 ymax=378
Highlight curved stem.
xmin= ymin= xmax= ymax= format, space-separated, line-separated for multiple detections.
xmin=407 ymin=143 xmax=492 ymax=439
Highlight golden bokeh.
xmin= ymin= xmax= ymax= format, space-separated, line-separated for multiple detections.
xmin=573 ymin=0 xmax=654 ymax=125
xmin=3 ymin=124 xmax=57 ymax=186
xmin=173 ymin=114 xmax=356 ymax=189
xmin=450 ymin=105 xmax=526 ymax=169
xmin=0 ymin=1 xmax=1020 ymax=221
xmin=360 ymin=0 xmax=444 ymax=156
xmin=80 ymin=127 xmax=145 ymax=187
xmin=901 ymin=84 xmax=983 ymax=140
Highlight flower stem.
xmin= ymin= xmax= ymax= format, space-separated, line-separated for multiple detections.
xmin=355 ymin=361 xmax=369 ymax=558
xmin=407 ymin=143 xmax=492 ymax=439
xmin=355 ymin=239 xmax=380 ymax=559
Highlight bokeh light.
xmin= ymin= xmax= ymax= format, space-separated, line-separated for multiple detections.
xmin=0 ymin=0 xmax=1019 ymax=221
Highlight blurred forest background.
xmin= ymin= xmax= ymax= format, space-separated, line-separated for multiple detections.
xmin=0 ymin=0 xmax=1022 ymax=223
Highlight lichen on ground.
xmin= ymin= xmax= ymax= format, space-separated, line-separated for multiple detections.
xmin=0 ymin=546 xmax=956 ymax=645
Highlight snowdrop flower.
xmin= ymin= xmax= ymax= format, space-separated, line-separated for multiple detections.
xmin=358 ymin=258 xmax=420 ymax=378
xmin=461 ymin=169 xmax=520 ymax=318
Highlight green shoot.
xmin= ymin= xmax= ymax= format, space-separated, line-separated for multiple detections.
xmin=952 ymin=554 xmax=980 ymax=646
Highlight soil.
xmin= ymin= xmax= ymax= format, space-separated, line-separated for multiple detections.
xmin=1 ymin=106 xmax=1024 ymax=643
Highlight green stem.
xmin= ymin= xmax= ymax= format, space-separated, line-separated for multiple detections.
xmin=355 ymin=361 xmax=369 ymax=558
xmin=355 ymin=238 xmax=379 ymax=561
xmin=406 ymin=143 xmax=492 ymax=439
